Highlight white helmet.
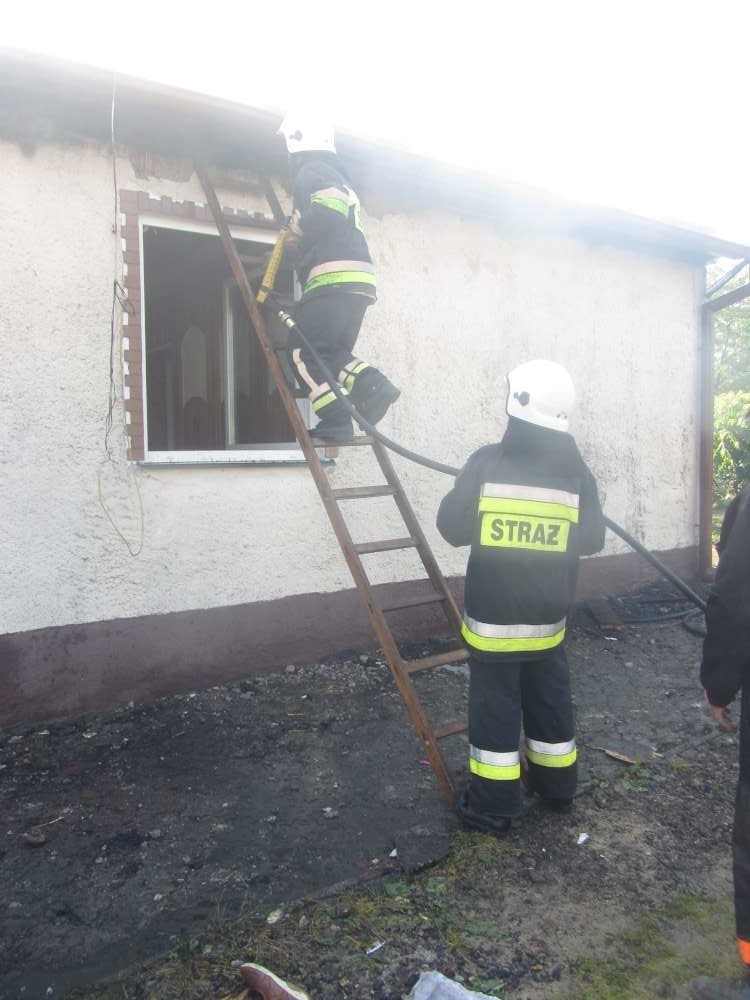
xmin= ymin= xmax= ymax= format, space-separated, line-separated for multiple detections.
xmin=506 ymin=360 xmax=575 ymax=432
xmin=277 ymin=111 xmax=336 ymax=155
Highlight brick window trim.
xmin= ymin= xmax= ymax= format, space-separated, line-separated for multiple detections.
xmin=119 ymin=189 xmax=280 ymax=461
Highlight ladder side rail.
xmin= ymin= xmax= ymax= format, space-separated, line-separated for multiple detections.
xmin=371 ymin=439 xmax=464 ymax=635
xmin=196 ymin=162 xmax=383 ymax=601
xmin=197 ymin=163 xmax=396 ymax=606
xmin=194 ymin=163 xmax=314 ymax=451
xmin=196 ymin=163 xmax=455 ymax=801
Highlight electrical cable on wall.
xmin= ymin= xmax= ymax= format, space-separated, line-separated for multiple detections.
xmin=104 ymin=72 xmax=119 ymax=460
xmin=97 ymin=70 xmax=144 ymax=558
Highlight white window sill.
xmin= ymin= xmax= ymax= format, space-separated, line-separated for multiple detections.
xmin=140 ymin=448 xmax=332 ymax=466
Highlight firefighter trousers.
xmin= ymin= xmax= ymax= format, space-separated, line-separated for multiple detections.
xmin=734 ymin=689 xmax=750 ymax=943
xmin=290 ymin=292 xmax=383 ymax=425
xmin=467 ymin=645 xmax=578 ymax=818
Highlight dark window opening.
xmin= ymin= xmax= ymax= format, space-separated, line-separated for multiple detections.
xmin=143 ymin=225 xmax=299 ymax=452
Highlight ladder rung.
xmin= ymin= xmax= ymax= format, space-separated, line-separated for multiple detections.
xmin=332 ymin=485 xmax=396 ymax=500
xmin=380 ymin=591 xmax=448 ymax=613
xmin=354 ymin=537 xmax=417 ymax=554
xmin=433 ymin=719 xmax=468 ymax=740
xmin=403 ymin=648 xmax=469 ymax=673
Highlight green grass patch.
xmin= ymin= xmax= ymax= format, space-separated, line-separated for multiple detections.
xmin=562 ymin=893 xmax=739 ymax=1000
xmin=67 ymin=839 xmax=739 ymax=1000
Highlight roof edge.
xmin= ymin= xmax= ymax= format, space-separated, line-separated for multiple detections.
xmin=2 ymin=46 xmax=748 ymax=261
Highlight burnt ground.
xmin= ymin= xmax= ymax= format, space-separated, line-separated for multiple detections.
xmin=1 ymin=585 xmax=746 ymax=1000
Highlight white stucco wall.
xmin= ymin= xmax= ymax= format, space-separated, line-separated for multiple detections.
xmin=0 ymin=139 xmax=703 ymax=635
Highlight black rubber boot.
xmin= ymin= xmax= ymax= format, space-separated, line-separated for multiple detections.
xmin=309 ymin=415 xmax=354 ymax=446
xmin=541 ymin=797 xmax=573 ymax=812
xmin=350 ymin=371 xmax=401 ymax=426
xmin=456 ymin=789 xmax=511 ymax=837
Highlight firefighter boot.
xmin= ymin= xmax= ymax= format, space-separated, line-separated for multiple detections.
xmin=309 ymin=394 xmax=354 ymax=446
xmin=350 ymin=368 xmax=400 ymax=426
xmin=239 ymin=963 xmax=310 ymax=1000
xmin=540 ymin=796 xmax=573 ymax=812
xmin=456 ymin=788 xmax=511 ymax=837
xmin=309 ymin=414 xmax=354 ymax=446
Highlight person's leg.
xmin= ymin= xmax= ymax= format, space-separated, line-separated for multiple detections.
xmin=735 ymin=690 xmax=750 ymax=980
xmin=290 ymin=296 xmax=352 ymax=442
xmin=335 ymin=299 xmax=400 ymax=426
xmin=735 ymin=782 xmax=750 ymax=973
xmin=521 ymin=644 xmax=577 ymax=807
xmin=330 ymin=297 xmax=369 ymax=400
xmin=459 ymin=656 xmax=521 ymax=832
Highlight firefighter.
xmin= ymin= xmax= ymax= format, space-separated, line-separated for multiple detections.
xmin=701 ymin=483 xmax=750 ymax=992
xmin=277 ymin=112 xmax=400 ymax=445
xmin=437 ymin=360 xmax=606 ymax=833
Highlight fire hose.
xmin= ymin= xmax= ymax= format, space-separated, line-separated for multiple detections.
xmin=258 ymin=231 xmax=708 ymax=615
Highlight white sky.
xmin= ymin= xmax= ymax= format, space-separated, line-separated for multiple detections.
xmin=6 ymin=0 xmax=750 ymax=247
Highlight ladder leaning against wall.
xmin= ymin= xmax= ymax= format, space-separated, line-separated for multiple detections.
xmin=195 ymin=162 xmax=467 ymax=803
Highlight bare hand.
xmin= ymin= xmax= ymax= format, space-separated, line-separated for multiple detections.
xmin=704 ymin=690 xmax=736 ymax=732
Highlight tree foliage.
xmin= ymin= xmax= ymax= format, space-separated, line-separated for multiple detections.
xmin=714 ymin=303 xmax=750 ymax=394
xmin=714 ymin=390 xmax=750 ymax=505
xmin=711 ymin=260 xmax=750 ymax=505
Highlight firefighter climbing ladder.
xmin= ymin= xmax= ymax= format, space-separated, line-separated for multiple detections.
xmin=195 ymin=162 xmax=467 ymax=803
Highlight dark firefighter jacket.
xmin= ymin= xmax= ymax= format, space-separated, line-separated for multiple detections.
xmin=701 ymin=485 xmax=750 ymax=709
xmin=286 ymin=156 xmax=376 ymax=303
xmin=437 ymin=418 xmax=606 ymax=661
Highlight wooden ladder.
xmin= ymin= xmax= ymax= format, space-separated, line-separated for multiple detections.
xmin=196 ymin=163 xmax=467 ymax=802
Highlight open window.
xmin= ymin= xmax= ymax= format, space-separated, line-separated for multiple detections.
xmin=142 ymin=221 xmax=306 ymax=463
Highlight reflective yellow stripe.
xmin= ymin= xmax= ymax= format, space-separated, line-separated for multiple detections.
xmin=312 ymin=391 xmax=337 ymax=412
xmin=310 ymin=186 xmax=363 ymax=230
xmin=469 ymin=746 xmax=520 ymax=781
xmin=342 ymin=361 xmax=369 ymax=392
xmin=309 ymin=261 xmax=374 ymax=280
xmin=312 ymin=185 xmax=356 ymax=203
xmin=343 ymin=361 xmax=369 ymax=375
xmin=470 ymin=758 xmax=521 ymax=780
xmin=478 ymin=496 xmax=579 ymax=523
xmin=525 ymin=746 xmax=577 ymax=768
xmin=305 ymin=271 xmax=377 ymax=294
xmin=461 ymin=619 xmax=566 ymax=653
xmin=311 ymin=194 xmax=350 ymax=216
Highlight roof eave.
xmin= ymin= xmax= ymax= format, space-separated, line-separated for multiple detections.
xmin=1 ymin=47 xmax=747 ymax=262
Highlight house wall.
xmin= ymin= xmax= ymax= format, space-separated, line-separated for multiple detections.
xmin=0 ymin=138 xmax=703 ymax=725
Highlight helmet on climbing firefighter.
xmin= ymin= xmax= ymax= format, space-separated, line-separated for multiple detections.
xmin=277 ymin=111 xmax=336 ymax=155
xmin=506 ymin=360 xmax=575 ymax=433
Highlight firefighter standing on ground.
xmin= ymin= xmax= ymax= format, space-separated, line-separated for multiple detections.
xmin=701 ymin=483 xmax=750 ymax=993
xmin=276 ymin=112 xmax=399 ymax=445
xmin=437 ymin=360 xmax=606 ymax=833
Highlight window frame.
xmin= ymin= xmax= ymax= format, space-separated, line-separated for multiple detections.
xmin=121 ymin=191 xmax=309 ymax=466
